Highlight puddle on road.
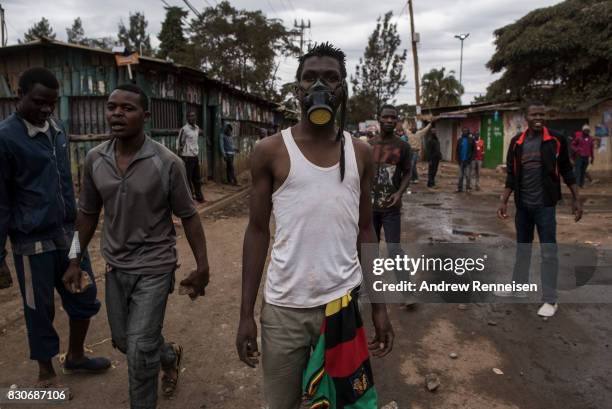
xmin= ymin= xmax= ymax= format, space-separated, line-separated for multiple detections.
xmin=452 ymin=229 xmax=498 ymax=238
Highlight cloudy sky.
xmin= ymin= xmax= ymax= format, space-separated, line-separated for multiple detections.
xmin=3 ymin=0 xmax=562 ymax=104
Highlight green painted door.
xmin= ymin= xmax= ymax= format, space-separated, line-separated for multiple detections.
xmin=481 ymin=114 xmax=504 ymax=168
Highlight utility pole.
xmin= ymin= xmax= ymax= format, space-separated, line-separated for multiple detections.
xmin=0 ymin=3 xmax=7 ymax=47
xmin=454 ymin=33 xmax=469 ymax=87
xmin=407 ymin=0 xmax=421 ymax=110
xmin=293 ymin=19 xmax=311 ymax=56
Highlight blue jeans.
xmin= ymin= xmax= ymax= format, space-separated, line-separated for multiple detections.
xmin=457 ymin=161 xmax=472 ymax=191
xmin=410 ymin=151 xmax=419 ymax=181
xmin=428 ymin=159 xmax=439 ymax=187
xmin=105 ymin=269 xmax=177 ymax=409
xmin=512 ymin=206 xmax=558 ymax=303
xmin=574 ymin=156 xmax=589 ymax=188
xmin=373 ymin=209 xmax=408 ymax=283
xmin=13 ymin=249 xmax=100 ymax=361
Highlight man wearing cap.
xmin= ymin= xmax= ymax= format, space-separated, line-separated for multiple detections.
xmin=571 ymin=125 xmax=595 ymax=188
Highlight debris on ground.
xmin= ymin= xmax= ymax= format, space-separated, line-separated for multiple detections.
xmin=492 ymin=368 xmax=504 ymax=375
xmin=425 ymin=373 xmax=441 ymax=391
xmin=449 ymin=352 xmax=458 ymax=359
xmin=380 ymin=401 xmax=399 ymax=409
xmin=487 ymin=320 xmax=498 ymax=326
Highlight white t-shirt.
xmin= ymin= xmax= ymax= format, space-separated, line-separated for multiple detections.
xmin=178 ymin=124 xmax=199 ymax=157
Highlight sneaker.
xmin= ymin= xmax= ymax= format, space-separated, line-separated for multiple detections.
xmin=494 ymin=290 xmax=528 ymax=298
xmin=537 ymin=303 xmax=558 ymax=317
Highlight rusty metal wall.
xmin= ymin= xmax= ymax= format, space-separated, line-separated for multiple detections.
xmin=0 ymin=44 xmax=278 ymax=188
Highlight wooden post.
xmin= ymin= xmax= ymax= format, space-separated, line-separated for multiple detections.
xmin=408 ymin=0 xmax=421 ymax=108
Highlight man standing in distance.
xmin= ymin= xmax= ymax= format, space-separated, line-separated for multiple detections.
xmin=472 ymin=131 xmax=485 ymax=191
xmin=571 ymin=124 xmax=595 ymax=188
xmin=0 ymin=67 xmax=110 ymax=391
xmin=456 ymin=128 xmax=475 ymax=192
xmin=69 ymin=84 xmax=210 ymax=408
xmin=497 ymin=102 xmax=582 ymax=317
xmin=370 ymin=104 xmax=411 ymax=261
xmin=406 ymin=122 xmax=433 ymax=184
xmin=220 ymin=123 xmax=238 ymax=185
xmin=178 ymin=111 xmax=205 ymax=202
xmin=236 ymin=43 xmax=394 ymax=409
xmin=425 ymin=125 xmax=442 ymax=188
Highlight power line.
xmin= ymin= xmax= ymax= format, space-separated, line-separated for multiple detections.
xmin=266 ymin=0 xmax=278 ymax=14
xmin=182 ymin=0 xmax=202 ymax=17
xmin=397 ymin=2 xmax=408 ymax=16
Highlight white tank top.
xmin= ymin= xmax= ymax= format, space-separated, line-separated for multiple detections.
xmin=264 ymin=127 xmax=363 ymax=308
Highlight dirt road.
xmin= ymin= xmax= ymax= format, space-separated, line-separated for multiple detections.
xmin=1 ymin=165 xmax=611 ymax=409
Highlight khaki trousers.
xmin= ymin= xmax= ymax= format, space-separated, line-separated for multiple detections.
xmin=261 ymin=302 xmax=325 ymax=409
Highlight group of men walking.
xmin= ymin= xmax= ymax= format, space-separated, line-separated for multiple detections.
xmin=0 ymin=42 xmax=588 ymax=409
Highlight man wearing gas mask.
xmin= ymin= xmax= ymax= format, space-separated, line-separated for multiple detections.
xmin=237 ymin=43 xmax=394 ymax=409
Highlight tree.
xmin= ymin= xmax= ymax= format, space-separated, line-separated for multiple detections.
xmin=187 ymin=1 xmax=298 ymax=97
xmin=348 ymin=93 xmax=377 ymax=125
xmin=118 ymin=12 xmax=153 ymax=56
xmin=157 ymin=6 xmax=189 ymax=61
xmin=485 ymin=0 xmax=612 ymax=107
xmin=351 ymin=11 xmax=407 ymax=115
xmin=66 ymin=18 xmax=85 ymax=45
xmin=22 ymin=17 xmax=55 ymax=42
xmin=421 ymin=67 xmax=464 ymax=108
xmin=471 ymin=94 xmax=488 ymax=104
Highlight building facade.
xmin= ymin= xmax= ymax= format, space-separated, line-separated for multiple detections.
xmin=0 ymin=38 xmax=284 ymax=188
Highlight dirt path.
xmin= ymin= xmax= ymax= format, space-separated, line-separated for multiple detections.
xmin=0 ymin=164 xmax=611 ymax=409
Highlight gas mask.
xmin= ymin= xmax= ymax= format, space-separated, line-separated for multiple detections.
xmin=301 ymin=79 xmax=343 ymax=126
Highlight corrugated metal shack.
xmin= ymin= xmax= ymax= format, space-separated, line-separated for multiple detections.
xmin=0 ymin=37 xmax=284 ymax=187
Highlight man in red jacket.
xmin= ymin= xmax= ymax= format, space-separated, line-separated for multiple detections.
xmin=571 ymin=124 xmax=595 ymax=188
xmin=472 ymin=132 xmax=485 ymax=191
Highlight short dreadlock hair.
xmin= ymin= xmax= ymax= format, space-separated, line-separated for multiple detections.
xmin=295 ymin=42 xmax=347 ymax=81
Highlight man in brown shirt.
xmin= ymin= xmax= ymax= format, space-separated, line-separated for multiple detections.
xmin=65 ymin=84 xmax=210 ymax=409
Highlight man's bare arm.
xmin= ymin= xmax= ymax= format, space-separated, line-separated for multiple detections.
xmin=236 ymin=142 xmax=273 ymax=367
xmin=179 ymin=213 xmax=210 ymax=299
xmin=63 ymin=211 xmax=100 ymax=293
xmin=355 ymin=140 xmax=394 ymax=358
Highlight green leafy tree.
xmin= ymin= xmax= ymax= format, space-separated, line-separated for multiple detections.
xmin=157 ymin=6 xmax=189 ymax=61
xmin=351 ymin=11 xmax=407 ymax=114
xmin=23 ymin=17 xmax=56 ymax=42
xmin=485 ymin=0 xmax=612 ymax=107
xmin=347 ymin=93 xmax=377 ymax=126
xmin=118 ymin=12 xmax=153 ymax=56
xmin=421 ymin=67 xmax=464 ymax=108
xmin=187 ymin=1 xmax=298 ymax=97
xmin=66 ymin=18 xmax=85 ymax=44
xmin=471 ymin=94 xmax=488 ymax=104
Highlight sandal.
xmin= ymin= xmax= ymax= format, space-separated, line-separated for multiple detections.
xmin=161 ymin=343 xmax=183 ymax=398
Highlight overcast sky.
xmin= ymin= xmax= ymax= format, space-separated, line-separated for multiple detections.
xmin=3 ymin=0 xmax=562 ymax=104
